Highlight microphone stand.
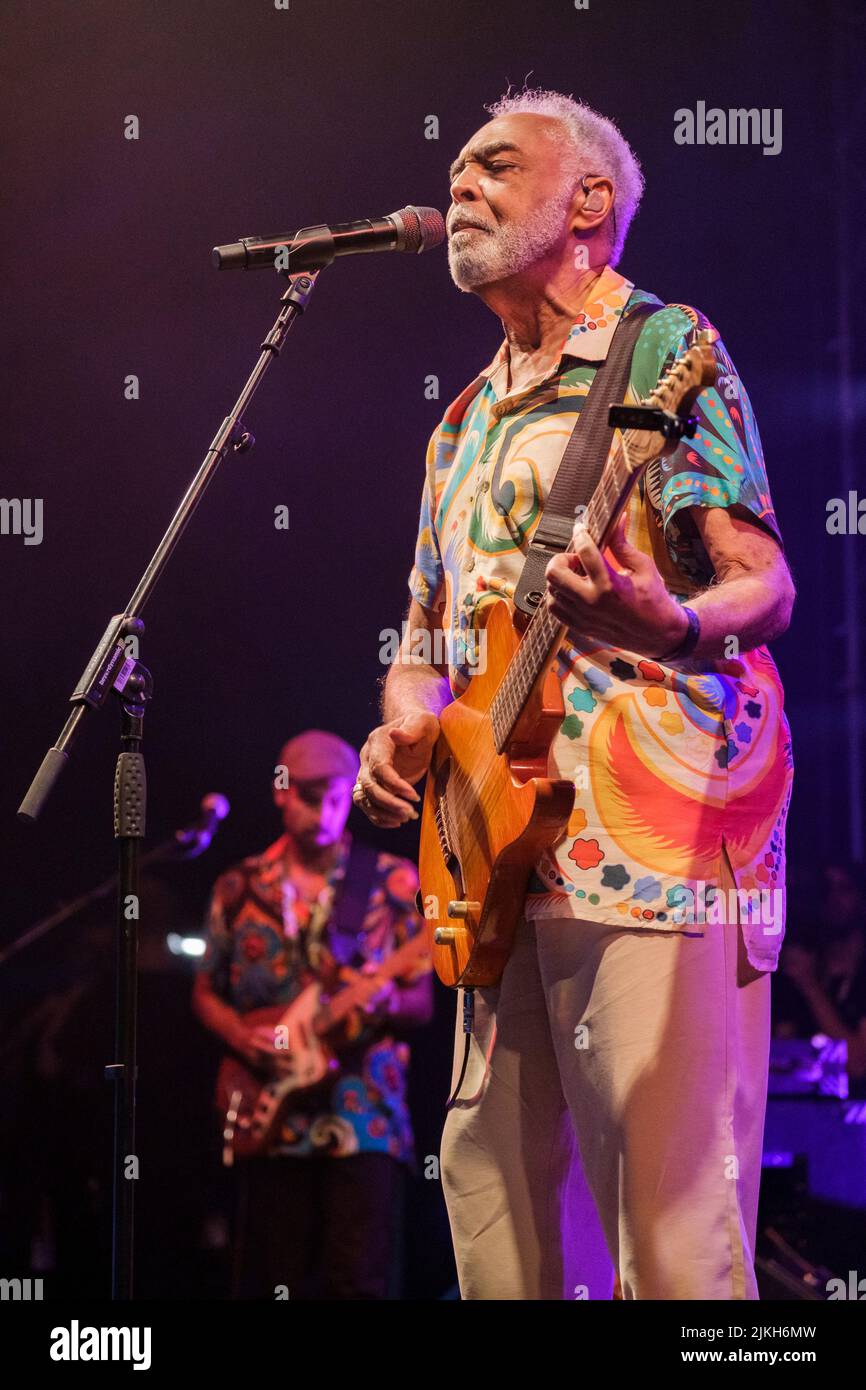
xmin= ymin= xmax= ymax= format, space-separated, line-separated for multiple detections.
xmin=16 ymin=267 xmax=320 ymax=1300
xmin=0 ymin=828 xmax=216 ymax=969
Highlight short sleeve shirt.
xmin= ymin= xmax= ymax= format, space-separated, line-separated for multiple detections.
xmin=408 ymin=265 xmax=794 ymax=971
xmin=198 ymin=833 xmax=429 ymax=1162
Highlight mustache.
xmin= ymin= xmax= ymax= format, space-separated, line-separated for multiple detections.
xmin=448 ymin=215 xmax=495 ymax=235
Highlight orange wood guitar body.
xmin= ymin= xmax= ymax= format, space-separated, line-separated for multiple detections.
xmin=419 ymin=598 xmax=575 ymax=988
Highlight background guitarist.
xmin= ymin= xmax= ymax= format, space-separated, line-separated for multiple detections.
xmin=192 ymin=728 xmax=432 ymax=1299
xmin=354 ymin=89 xmax=795 ymax=1300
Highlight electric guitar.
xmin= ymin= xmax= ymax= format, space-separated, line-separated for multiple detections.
xmin=215 ymin=930 xmax=429 ymax=1163
xmin=418 ymin=331 xmax=718 ymax=988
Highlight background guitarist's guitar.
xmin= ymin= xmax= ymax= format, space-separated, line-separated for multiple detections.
xmin=215 ymin=930 xmax=429 ymax=1163
xmin=418 ymin=331 xmax=718 ymax=989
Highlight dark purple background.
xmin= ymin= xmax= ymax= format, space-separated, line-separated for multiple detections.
xmin=1 ymin=0 xmax=863 ymax=1298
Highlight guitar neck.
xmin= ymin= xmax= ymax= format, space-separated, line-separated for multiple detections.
xmin=490 ymin=427 xmax=639 ymax=752
xmin=314 ymin=934 xmax=428 ymax=1033
xmin=487 ymin=326 xmax=719 ymax=754
xmin=489 ymin=315 xmax=722 ymax=756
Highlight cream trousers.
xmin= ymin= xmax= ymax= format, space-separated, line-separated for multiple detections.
xmin=440 ymin=856 xmax=771 ymax=1300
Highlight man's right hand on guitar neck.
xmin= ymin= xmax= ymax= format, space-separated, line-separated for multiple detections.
xmin=356 ymin=712 xmax=440 ymax=828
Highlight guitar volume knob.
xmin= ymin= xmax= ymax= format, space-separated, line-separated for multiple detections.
xmin=434 ymin=926 xmax=465 ymax=945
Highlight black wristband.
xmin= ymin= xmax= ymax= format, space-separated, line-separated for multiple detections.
xmin=656 ymin=605 xmax=701 ymax=662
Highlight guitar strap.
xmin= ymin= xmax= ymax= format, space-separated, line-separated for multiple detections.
xmin=512 ymin=299 xmax=666 ymax=618
xmin=315 ymin=837 xmax=381 ymax=968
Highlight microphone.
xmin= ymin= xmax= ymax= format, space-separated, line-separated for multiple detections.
xmin=174 ymin=793 xmax=231 ymax=858
xmin=212 ymin=205 xmax=445 ymax=272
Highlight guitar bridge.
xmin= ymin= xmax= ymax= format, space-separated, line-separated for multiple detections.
xmin=434 ymin=795 xmax=453 ymax=861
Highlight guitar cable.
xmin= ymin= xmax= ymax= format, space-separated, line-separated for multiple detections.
xmin=445 ymin=988 xmax=475 ymax=1109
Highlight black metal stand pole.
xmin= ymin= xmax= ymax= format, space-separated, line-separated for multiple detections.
xmin=107 ymin=677 xmax=150 ymax=1300
xmin=16 ymin=268 xmax=320 ymax=1299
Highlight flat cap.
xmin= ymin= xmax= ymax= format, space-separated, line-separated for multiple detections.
xmin=277 ymin=729 xmax=360 ymax=784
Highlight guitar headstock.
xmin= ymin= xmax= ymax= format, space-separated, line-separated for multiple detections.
xmin=619 ymin=328 xmax=719 ymax=472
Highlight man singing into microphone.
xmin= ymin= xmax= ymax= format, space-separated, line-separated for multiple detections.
xmin=354 ymin=88 xmax=794 ymax=1300
xmin=193 ymin=729 xmax=432 ymax=1299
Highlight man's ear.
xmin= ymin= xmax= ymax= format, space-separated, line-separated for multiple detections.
xmin=571 ymin=176 xmax=615 ymax=236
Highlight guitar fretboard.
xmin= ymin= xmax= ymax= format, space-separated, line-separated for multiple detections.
xmin=314 ymin=931 xmax=430 ymax=1033
xmin=488 ymin=426 xmax=640 ymax=751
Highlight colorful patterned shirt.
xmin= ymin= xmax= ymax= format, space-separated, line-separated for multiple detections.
xmin=408 ymin=264 xmax=794 ymax=971
xmin=198 ymin=833 xmax=429 ymax=1162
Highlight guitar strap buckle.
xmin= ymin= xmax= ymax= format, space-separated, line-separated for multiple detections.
xmin=513 ymin=544 xmax=563 ymax=614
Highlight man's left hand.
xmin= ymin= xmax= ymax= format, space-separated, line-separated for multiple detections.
xmin=545 ymin=516 xmax=687 ymax=658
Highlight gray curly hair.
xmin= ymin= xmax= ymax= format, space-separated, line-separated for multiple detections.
xmin=483 ymin=87 xmax=644 ymax=267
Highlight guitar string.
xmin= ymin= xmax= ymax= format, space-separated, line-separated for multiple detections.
xmin=436 ymin=356 xmax=697 ymax=860
xmin=438 ymin=497 xmax=592 ymax=846
xmin=492 ymin=466 xmax=629 ymax=730
xmin=324 ymin=933 xmax=429 ymax=1024
xmin=489 ymin=359 xmax=692 ymax=743
xmin=442 ymin=423 xmax=633 ymax=835
xmin=434 ymin=357 xmax=697 ymax=855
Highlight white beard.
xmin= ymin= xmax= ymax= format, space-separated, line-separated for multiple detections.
xmin=447 ymin=187 xmax=575 ymax=291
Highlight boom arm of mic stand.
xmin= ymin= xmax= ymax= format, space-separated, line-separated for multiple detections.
xmin=0 ymin=831 xmax=198 ymax=968
xmin=17 ymin=269 xmax=319 ymax=822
